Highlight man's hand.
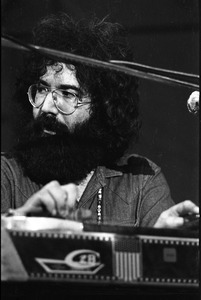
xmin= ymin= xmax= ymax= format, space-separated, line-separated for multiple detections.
xmin=154 ymin=200 xmax=199 ymax=228
xmin=12 ymin=181 xmax=92 ymax=221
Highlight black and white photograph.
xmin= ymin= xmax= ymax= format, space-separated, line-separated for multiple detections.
xmin=1 ymin=0 xmax=199 ymax=299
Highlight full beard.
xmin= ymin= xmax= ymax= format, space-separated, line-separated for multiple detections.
xmin=12 ymin=113 xmax=114 ymax=185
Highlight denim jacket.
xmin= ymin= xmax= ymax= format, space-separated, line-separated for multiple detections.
xmin=1 ymin=152 xmax=174 ymax=227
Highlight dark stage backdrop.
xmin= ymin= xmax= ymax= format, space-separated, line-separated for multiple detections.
xmin=1 ymin=0 xmax=199 ymax=205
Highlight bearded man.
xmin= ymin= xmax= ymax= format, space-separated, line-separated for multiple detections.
xmin=1 ymin=13 xmax=199 ymax=228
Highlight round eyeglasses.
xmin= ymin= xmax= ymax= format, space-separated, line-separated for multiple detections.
xmin=27 ymin=84 xmax=90 ymax=115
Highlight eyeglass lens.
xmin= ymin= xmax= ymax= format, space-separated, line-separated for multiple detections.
xmin=28 ymin=84 xmax=77 ymax=114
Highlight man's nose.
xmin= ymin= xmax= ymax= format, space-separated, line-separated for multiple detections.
xmin=40 ymin=92 xmax=58 ymax=115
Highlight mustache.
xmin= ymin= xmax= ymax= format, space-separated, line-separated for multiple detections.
xmin=14 ymin=113 xmax=72 ymax=149
xmin=30 ymin=113 xmax=108 ymax=142
xmin=16 ymin=111 xmax=117 ymax=156
xmin=16 ymin=112 xmax=106 ymax=149
xmin=32 ymin=113 xmax=69 ymax=136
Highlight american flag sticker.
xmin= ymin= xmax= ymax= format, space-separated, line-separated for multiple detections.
xmin=115 ymin=252 xmax=141 ymax=281
xmin=114 ymin=236 xmax=142 ymax=282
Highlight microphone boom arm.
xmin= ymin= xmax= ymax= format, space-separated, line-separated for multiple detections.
xmin=1 ymin=34 xmax=199 ymax=90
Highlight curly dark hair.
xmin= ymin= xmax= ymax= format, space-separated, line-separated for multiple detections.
xmin=14 ymin=12 xmax=141 ymax=160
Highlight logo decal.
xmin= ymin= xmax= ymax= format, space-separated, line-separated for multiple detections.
xmin=35 ymin=249 xmax=104 ymax=274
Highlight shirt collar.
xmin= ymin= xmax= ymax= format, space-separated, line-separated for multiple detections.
xmin=96 ymin=165 xmax=123 ymax=181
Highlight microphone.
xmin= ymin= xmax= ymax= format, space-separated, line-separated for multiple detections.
xmin=187 ymin=91 xmax=199 ymax=114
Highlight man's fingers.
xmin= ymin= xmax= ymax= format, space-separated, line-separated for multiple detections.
xmin=14 ymin=181 xmax=78 ymax=218
xmin=73 ymin=208 xmax=92 ymax=221
xmin=154 ymin=214 xmax=184 ymax=228
xmin=164 ymin=216 xmax=184 ymax=228
xmin=171 ymin=200 xmax=199 ymax=216
xmin=11 ymin=181 xmax=84 ymax=219
xmin=46 ymin=181 xmax=69 ymax=216
xmin=154 ymin=200 xmax=199 ymax=228
xmin=61 ymin=184 xmax=78 ymax=208
xmin=45 ymin=182 xmax=78 ymax=217
xmin=14 ymin=190 xmax=57 ymax=216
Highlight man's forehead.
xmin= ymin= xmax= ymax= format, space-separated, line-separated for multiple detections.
xmin=40 ymin=62 xmax=78 ymax=85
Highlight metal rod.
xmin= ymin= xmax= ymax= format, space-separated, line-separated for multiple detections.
xmin=109 ymin=60 xmax=199 ymax=79
xmin=1 ymin=34 xmax=199 ymax=90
